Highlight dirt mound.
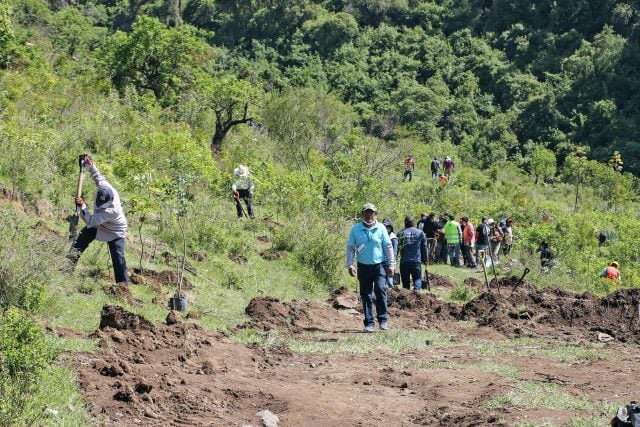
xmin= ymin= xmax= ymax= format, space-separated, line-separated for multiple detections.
xmin=413 ymin=406 xmax=505 ymax=426
xmin=459 ymin=285 xmax=640 ymax=343
xmin=244 ymin=297 xmax=313 ymax=332
xmin=259 ymin=249 xmax=287 ymax=261
xmin=426 ymin=272 xmax=456 ymax=288
xmin=73 ymin=290 xmax=639 ymax=426
xmin=78 ymin=313 xmax=280 ymax=426
xmin=98 ymin=305 xmax=154 ymax=331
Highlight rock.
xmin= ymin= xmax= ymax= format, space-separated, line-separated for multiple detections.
xmin=111 ymin=330 xmax=126 ymax=343
xmin=144 ymin=408 xmax=159 ymax=419
xmin=333 ymin=293 xmax=358 ymax=310
xmin=597 ymin=332 xmax=614 ymax=343
xmin=119 ymin=360 xmax=132 ymax=373
xmin=43 ymin=407 xmax=59 ymax=416
xmin=166 ymin=310 xmax=182 ymax=325
xmin=256 ymin=409 xmax=279 ymax=427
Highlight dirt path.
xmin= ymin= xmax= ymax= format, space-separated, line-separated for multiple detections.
xmin=72 ymin=277 xmax=640 ymax=426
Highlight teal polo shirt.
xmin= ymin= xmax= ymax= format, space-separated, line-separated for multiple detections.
xmin=347 ymin=221 xmax=391 ymax=265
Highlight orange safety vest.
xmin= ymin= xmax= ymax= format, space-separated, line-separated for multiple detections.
xmin=604 ymin=266 xmax=620 ymax=280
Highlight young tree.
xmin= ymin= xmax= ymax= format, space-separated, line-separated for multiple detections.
xmin=609 ymin=150 xmax=624 ymax=173
xmin=530 ymin=145 xmax=556 ymax=184
xmin=561 ymin=146 xmax=589 ymax=211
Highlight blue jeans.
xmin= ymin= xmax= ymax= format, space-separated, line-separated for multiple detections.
xmin=357 ymin=263 xmax=388 ymax=327
xmin=403 ymin=169 xmax=413 ymax=181
xmin=69 ymin=226 xmax=129 ymax=284
xmin=448 ymin=243 xmax=460 ymax=266
xmin=400 ymin=262 xmax=423 ymax=290
xmin=235 ymin=189 xmax=254 ymax=218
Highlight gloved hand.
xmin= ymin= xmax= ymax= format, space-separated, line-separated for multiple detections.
xmin=80 ymin=154 xmax=94 ymax=167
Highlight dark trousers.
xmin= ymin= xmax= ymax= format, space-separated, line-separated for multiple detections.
xmin=357 ymin=263 xmax=388 ymax=327
xmin=400 ymin=262 xmax=423 ymax=290
xmin=462 ymin=244 xmax=476 ymax=267
xmin=403 ymin=169 xmax=413 ymax=181
xmin=235 ymin=189 xmax=254 ymax=218
xmin=69 ymin=226 xmax=129 ymax=284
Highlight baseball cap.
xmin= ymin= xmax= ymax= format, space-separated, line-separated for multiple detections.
xmin=95 ymin=187 xmax=113 ymax=208
xmin=362 ymin=203 xmax=377 ymax=212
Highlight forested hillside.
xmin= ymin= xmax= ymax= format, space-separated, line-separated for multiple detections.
xmin=1 ymin=0 xmax=640 ymax=424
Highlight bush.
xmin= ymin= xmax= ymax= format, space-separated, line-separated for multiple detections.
xmin=448 ymin=284 xmax=475 ymax=302
xmin=293 ymin=218 xmax=345 ymax=291
xmin=0 ymin=308 xmax=56 ymax=425
xmin=0 ymin=206 xmax=67 ymax=312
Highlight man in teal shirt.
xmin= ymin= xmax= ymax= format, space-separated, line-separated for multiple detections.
xmin=347 ymin=203 xmax=396 ymax=332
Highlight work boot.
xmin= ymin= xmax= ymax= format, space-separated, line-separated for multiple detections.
xmin=379 ymin=321 xmax=389 ymax=331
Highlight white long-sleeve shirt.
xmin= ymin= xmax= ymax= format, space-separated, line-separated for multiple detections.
xmin=79 ymin=165 xmax=128 ymax=241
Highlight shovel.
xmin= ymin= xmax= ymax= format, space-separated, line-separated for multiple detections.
xmin=423 ymin=263 xmax=430 ymax=291
xmin=68 ymin=155 xmax=85 ymax=241
xmin=510 ymin=267 xmax=531 ymax=295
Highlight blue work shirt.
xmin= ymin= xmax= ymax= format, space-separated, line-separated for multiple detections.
xmin=347 ymin=221 xmax=395 ymax=267
xmin=397 ymin=227 xmax=428 ymax=264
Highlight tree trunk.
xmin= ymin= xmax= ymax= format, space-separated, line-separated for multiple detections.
xmin=209 ymin=103 xmax=252 ymax=153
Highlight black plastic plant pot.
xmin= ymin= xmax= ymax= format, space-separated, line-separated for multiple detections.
xmin=169 ymin=296 xmax=188 ymax=312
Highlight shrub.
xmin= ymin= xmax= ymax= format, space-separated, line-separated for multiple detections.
xmin=0 ymin=308 xmax=56 ymax=425
xmin=0 ymin=206 xmax=66 ymax=312
xmin=448 ymin=284 xmax=475 ymax=302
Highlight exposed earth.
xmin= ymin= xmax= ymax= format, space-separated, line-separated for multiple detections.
xmin=69 ymin=274 xmax=640 ymax=426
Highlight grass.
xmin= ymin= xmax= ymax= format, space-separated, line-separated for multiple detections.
xmin=483 ymin=381 xmax=592 ymax=411
xmin=471 ymin=338 xmax=607 ymax=363
xmin=286 ymin=329 xmax=451 ymax=355
xmin=470 ymin=361 xmax=520 ymax=379
xmin=22 ymin=366 xmax=95 ymax=426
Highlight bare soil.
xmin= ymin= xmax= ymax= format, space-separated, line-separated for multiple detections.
xmin=72 ymin=274 xmax=640 ymax=426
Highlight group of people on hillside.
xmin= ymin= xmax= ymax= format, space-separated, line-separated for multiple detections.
xmin=405 ymin=212 xmax=514 ymax=269
xmin=346 ymin=203 xmax=514 ymax=332
xmin=402 ymin=155 xmax=455 ymax=183
xmin=65 ymin=155 xmax=623 ymax=323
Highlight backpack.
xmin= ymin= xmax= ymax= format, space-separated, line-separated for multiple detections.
xmin=476 ymin=224 xmax=490 ymax=244
xmin=490 ymin=227 xmax=503 ymax=242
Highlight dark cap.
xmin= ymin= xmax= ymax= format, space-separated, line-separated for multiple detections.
xmin=95 ymin=187 xmax=113 ymax=208
xmin=382 ymin=219 xmax=394 ymax=232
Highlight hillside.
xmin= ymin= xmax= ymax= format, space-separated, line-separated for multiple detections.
xmin=1 ymin=0 xmax=640 ymax=425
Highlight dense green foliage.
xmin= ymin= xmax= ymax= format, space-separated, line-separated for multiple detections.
xmin=1 ymin=0 xmax=640 ymax=423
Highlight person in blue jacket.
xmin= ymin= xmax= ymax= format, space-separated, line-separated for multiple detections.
xmin=347 ymin=203 xmax=395 ymax=332
xmin=396 ymin=216 xmax=429 ymax=291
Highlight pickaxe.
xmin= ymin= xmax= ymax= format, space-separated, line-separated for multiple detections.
xmin=68 ymin=155 xmax=85 ymax=241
